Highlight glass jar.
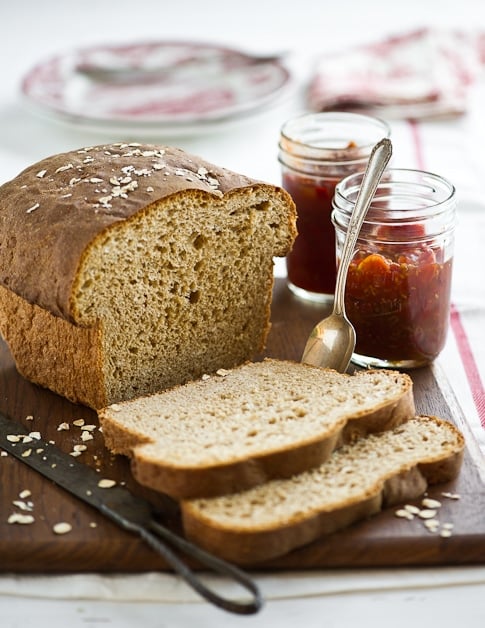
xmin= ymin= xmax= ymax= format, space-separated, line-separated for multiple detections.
xmin=332 ymin=168 xmax=456 ymax=369
xmin=278 ymin=112 xmax=390 ymax=302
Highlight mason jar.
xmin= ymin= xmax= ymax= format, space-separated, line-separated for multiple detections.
xmin=332 ymin=168 xmax=457 ymax=369
xmin=278 ymin=112 xmax=391 ymax=302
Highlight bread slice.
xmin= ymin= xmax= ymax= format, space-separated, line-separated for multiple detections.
xmin=181 ymin=415 xmax=465 ymax=564
xmin=0 ymin=144 xmax=296 ymax=408
xmin=98 ymin=359 xmax=415 ymax=499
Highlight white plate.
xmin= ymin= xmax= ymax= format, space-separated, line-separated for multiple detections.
xmin=21 ymin=40 xmax=292 ymax=136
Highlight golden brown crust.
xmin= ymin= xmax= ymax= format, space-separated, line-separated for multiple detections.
xmin=0 ymin=285 xmax=107 ymax=407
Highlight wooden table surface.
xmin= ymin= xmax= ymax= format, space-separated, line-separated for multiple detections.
xmin=1 ymin=278 xmax=484 ymax=572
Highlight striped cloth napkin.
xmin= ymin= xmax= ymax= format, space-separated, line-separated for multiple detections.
xmin=307 ymin=28 xmax=484 ymax=119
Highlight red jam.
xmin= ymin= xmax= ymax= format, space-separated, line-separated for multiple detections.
xmin=283 ymin=173 xmax=339 ymax=295
xmin=344 ymin=230 xmax=453 ymax=364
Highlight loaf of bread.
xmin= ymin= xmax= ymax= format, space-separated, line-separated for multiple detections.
xmin=181 ymin=415 xmax=465 ymax=564
xmin=98 ymin=359 xmax=415 ymax=499
xmin=0 ymin=144 xmax=296 ymax=408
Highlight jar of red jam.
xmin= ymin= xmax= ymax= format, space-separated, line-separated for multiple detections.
xmin=332 ymin=168 xmax=456 ymax=369
xmin=279 ymin=112 xmax=390 ymax=302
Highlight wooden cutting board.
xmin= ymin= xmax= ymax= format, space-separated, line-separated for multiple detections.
xmin=1 ymin=278 xmax=484 ymax=573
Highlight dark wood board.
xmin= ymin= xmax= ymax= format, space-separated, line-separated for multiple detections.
xmin=1 ymin=278 xmax=484 ymax=573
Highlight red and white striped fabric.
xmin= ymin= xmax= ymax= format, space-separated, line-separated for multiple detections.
xmin=307 ymin=28 xmax=483 ymax=119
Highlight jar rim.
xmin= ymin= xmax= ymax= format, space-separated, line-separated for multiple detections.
xmin=279 ymin=112 xmax=391 ymax=163
xmin=334 ymin=167 xmax=456 ymax=210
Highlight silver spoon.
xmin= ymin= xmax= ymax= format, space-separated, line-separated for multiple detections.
xmin=301 ymin=137 xmax=393 ymax=372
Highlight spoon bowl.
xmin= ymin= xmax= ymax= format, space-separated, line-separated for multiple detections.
xmin=301 ymin=137 xmax=393 ymax=372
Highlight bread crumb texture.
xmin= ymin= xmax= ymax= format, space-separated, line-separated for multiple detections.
xmin=0 ymin=144 xmax=296 ymax=407
xmin=99 ymin=360 xmax=415 ymax=497
xmin=181 ymin=415 xmax=464 ymax=563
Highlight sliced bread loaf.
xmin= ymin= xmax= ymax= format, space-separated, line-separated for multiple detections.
xmin=0 ymin=144 xmax=296 ymax=408
xmin=98 ymin=359 xmax=415 ymax=499
xmin=181 ymin=415 xmax=465 ymax=564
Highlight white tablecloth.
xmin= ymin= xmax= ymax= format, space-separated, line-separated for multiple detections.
xmin=1 ymin=1 xmax=485 ymax=625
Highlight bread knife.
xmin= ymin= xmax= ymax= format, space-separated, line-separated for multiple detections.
xmin=0 ymin=410 xmax=262 ymax=615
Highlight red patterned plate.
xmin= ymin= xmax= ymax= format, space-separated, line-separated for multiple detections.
xmin=21 ymin=40 xmax=291 ymax=135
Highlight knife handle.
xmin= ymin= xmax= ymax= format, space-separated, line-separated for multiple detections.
xmin=141 ymin=519 xmax=263 ymax=615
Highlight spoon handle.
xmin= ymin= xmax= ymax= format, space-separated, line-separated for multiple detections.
xmin=333 ymin=138 xmax=393 ymax=316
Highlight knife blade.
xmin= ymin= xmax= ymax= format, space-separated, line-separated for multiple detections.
xmin=0 ymin=410 xmax=262 ymax=615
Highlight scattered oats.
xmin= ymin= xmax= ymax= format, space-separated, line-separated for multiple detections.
xmin=29 ymin=432 xmax=41 ymax=440
xmin=97 ymin=478 xmax=116 ymax=489
xmin=395 ymin=509 xmax=414 ymax=520
xmin=1 ymin=451 xmax=8 ymax=457
xmin=8 ymin=513 xmax=35 ymax=525
xmin=442 ymin=522 xmax=454 ymax=530
xmin=53 ymin=522 xmax=72 ymax=535
xmin=60 ymin=193 xmax=72 ymax=198
xmin=86 ymin=490 xmax=92 ymax=496
xmin=73 ymin=419 xmax=85 ymax=427
xmin=36 ymin=169 xmax=47 ymax=178
xmin=36 ymin=448 xmax=44 ymax=454
xmin=69 ymin=451 xmax=82 ymax=457
xmin=146 ymin=186 xmax=154 ymax=192
xmin=128 ymin=142 xmax=142 ymax=147
xmin=22 ymin=436 xmax=33 ymax=444
xmin=121 ymin=165 xmax=135 ymax=174
xmin=89 ymin=177 xmax=104 ymax=183
xmin=197 ymin=167 xmax=208 ymax=176
xmin=57 ymin=422 xmax=70 ymax=431
xmin=81 ymin=431 xmax=94 ymax=442
xmin=81 ymin=425 xmax=97 ymax=432
xmin=440 ymin=529 xmax=453 ymax=538
xmin=21 ymin=449 xmax=32 ymax=458
xmin=13 ymin=500 xmax=33 ymax=512
xmin=25 ymin=415 xmax=34 ymax=421
xmin=109 ymin=176 xmax=120 ymax=185
xmin=418 ymin=509 xmax=438 ymax=519
xmin=404 ymin=504 xmax=420 ymax=515
xmin=26 ymin=203 xmax=40 ymax=214
xmin=83 ymin=157 xmax=94 ymax=164
xmin=175 ymin=169 xmax=186 ymax=176
xmin=19 ymin=490 xmax=32 ymax=499
xmin=442 ymin=492 xmax=461 ymax=500
xmin=6 ymin=434 xmax=20 ymax=443
xmin=99 ymin=196 xmax=112 ymax=207
xmin=69 ymin=177 xmax=81 ymax=186
xmin=152 ymin=162 xmax=164 ymax=170
xmin=216 ymin=368 xmax=230 ymax=377
xmin=422 ymin=498 xmax=442 ymax=509
xmin=74 ymin=444 xmax=87 ymax=452
xmin=51 ymin=463 xmax=57 ymax=468
xmin=201 ymin=374 xmax=211 ymax=381
xmin=89 ymin=522 xmax=98 ymax=528
xmin=55 ymin=163 xmax=73 ymax=173
xmin=424 ymin=519 xmax=440 ymax=530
